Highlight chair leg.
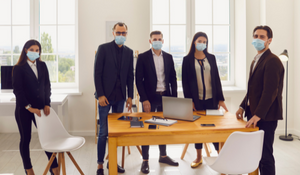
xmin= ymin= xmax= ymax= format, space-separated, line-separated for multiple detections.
xmin=181 ymin=144 xmax=189 ymax=160
xmin=122 ymin=146 xmax=125 ymax=168
xmin=127 ymin=146 xmax=131 ymax=154
xmin=204 ymin=143 xmax=211 ymax=157
xmin=206 ymin=143 xmax=212 ymax=153
xmin=58 ymin=153 xmax=62 ymax=173
xmin=105 ymin=154 xmax=109 ymax=160
xmin=67 ymin=152 xmax=85 ymax=175
xmin=136 ymin=146 xmax=142 ymax=156
xmin=43 ymin=153 xmax=57 ymax=175
xmin=61 ymin=152 xmax=66 ymax=175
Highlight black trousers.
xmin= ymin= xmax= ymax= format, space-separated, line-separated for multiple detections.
xmin=246 ymin=106 xmax=277 ymax=175
xmin=15 ymin=106 xmax=58 ymax=170
xmin=194 ymin=98 xmax=219 ymax=150
xmin=142 ymin=93 xmax=167 ymax=160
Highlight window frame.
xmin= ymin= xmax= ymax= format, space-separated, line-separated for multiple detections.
xmin=0 ymin=0 xmax=78 ymax=90
xmin=150 ymin=0 xmax=235 ymax=87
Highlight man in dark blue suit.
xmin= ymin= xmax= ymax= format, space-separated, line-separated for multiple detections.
xmin=94 ymin=22 xmax=134 ymax=175
xmin=135 ymin=31 xmax=178 ymax=174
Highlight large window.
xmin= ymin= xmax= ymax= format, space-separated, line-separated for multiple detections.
xmin=151 ymin=0 xmax=234 ymax=85
xmin=0 ymin=0 xmax=78 ymax=87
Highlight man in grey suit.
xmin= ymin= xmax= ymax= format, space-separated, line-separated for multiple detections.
xmin=94 ymin=22 xmax=134 ymax=175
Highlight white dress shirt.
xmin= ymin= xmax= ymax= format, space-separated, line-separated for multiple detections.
xmin=152 ymin=49 xmax=165 ymax=92
xmin=252 ymin=50 xmax=266 ymax=72
xmin=195 ymin=58 xmax=212 ymax=100
xmin=27 ymin=60 xmax=38 ymax=79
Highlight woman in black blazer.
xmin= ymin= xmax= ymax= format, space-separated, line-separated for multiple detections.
xmin=182 ymin=32 xmax=228 ymax=168
xmin=12 ymin=40 xmax=59 ymax=175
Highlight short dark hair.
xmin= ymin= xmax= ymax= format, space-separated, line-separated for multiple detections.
xmin=150 ymin=31 xmax=163 ymax=38
xmin=253 ymin=25 xmax=273 ymax=38
xmin=113 ymin=22 xmax=128 ymax=30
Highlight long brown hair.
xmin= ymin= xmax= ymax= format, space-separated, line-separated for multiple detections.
xmin=187 ymin=32 xmax=209 ymax=57
xmin=15 ymin=39 xmax=42 ymax=66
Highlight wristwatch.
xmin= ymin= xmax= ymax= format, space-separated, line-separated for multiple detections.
xmin=25 ymin=104 xmax=31 ymax=110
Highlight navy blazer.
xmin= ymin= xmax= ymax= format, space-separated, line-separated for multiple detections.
xmin=12 ymin=60 xmax=51 ymax=109
xmin=182 ymin=53 xmax=224 ymax=109
xmin=94 ymin=41 xmax=134 ymax=100
xmin=135 ymin=49 xmax=177 ymax=102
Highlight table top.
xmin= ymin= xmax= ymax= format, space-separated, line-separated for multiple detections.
xmin=107 ymin=111 xmax=258 ymax=137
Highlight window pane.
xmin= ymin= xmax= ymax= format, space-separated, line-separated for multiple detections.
xmin=215 ymin=54 xmax=229 ymax=65
xmin=152 ymin=0 xmax=169 ymax=24
xmin=152 ymin=25 xmax=169 ymax=52
xmin=58 ymin=26 xmax=75 ymax=53
xmin=195 ymin=0 xmax=212 ymax=24
xmin=40 ymin=0 xmax=56 ymax=24
xmin=0 ymin=27 xmax=11 ymax=54
xmin=173 ymin=54 xmax=184 ymax=81
xmin=13 ymin=26 xmax=30 ymax=54
xmin=13 ymin=55 xmax=20 ymax=65
xmin=40 ymin=26 xmax=57 ymax=53
xmin=213 ymin=26 xmax=229 ymax=52
xmin=42 ymin=55 xmax=57 ymax=83
xmin=0 ymin=0 xmax=11 ymax=25
xmin=170 ymin=0 xmax=186 ymax=24
xmin=195 ymin=25 xmax=212 ymax=53
xmin=58 ymin=0 xmax=75 ymax=24
xmin=213 ymin=0 xmax=229 ymax=24
xmin=58 ymin=55 xmax=75 ymax=82
xmin=217 ymin=65 xmax=229 ymax=81
xmin=0 ymin=55 xmax=11 ymax=66
xmin=12 ymin=0 xmax=29 ymax=24
xmin=170 ymin=25 xmax=185 ymax=52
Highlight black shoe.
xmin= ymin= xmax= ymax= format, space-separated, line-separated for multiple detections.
xmin=159 ymin=156 xmax=179 ymax=166
xmin=107 ymin=162 xmax=125 ymax=173
xmin=140 ymin=161 xmax=150 ymax=174
xmin=96 ymin=168 xmax=104 ymax=175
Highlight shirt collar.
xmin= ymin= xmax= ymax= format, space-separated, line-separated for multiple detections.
xmin=151 ymin=48 xmax=163 ymax=57
xmin=113 ymin=40 xmax=123 ymax=51
xmin=27 ymin=60 xmax=37 ymax=66
xmin=255 ymin=50 xmax=266 ymax=62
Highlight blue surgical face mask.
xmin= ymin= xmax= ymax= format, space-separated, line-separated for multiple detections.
xmin=152 ymin=41 xmax=163 ymax=50
xmin=252 ymin=39 xmax=266 ymax=51
xmin=196 ymin=43 xmax=206 ymax=51
xmin=115 ymin=36 xmax=126 ymax=45
xmin=27 ymin=51 xmax=40 ymax=61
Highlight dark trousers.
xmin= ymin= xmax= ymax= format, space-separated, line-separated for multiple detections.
xmin=142 ymin=93 xmax=167 ymax=160
xmin=246 ymin=106 xmax=277 ymax=175
xmin=15 ymin=106 xmax=58 ymax=170
xmin=194 ymin=98 xmax=219 ymax=150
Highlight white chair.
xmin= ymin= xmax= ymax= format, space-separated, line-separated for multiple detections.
xmin=34 ymin=108 xmax=85 ymax=175
xmin=203 ymin=130 xmax=264 ymax=175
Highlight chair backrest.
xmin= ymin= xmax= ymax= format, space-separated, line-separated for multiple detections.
xmin=34 ymin=108 xmax=71 ymax=149
xmin=210 ymin=130 xmax=264 ymax=174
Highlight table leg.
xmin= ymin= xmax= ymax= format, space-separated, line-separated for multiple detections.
xmin=249 ymin=168 xmax=259 ymax=175
xmin=108 ymin=137 xmax=118 ymax=175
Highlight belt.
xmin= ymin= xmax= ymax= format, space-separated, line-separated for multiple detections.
xmin=155 ymin=91 xmax=166 ymax=95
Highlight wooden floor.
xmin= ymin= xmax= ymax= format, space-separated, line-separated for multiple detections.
xmin=0 ymin=133 xmax=300 ymax=175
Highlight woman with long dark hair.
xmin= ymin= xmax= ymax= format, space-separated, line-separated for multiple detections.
xmin=182 ymin=32 xmax=228 ymax=168
xmin=12 ymin=40 xmax=59 ymax=175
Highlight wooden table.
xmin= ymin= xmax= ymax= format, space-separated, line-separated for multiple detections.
xmin=108 ymin=111 xmax=259 ymax=175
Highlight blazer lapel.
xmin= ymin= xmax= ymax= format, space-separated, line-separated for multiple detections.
xmin=24 ymin=61 xmax=38 ymax=80
xmin=162 ymin=51 xmax=169 ymax=77
xmin=148 ymin=49 xmax=157 ymax=78
xmin=110 ymin=41 xmax=117 ymax=68
xmin=36 ymin=61 xmax=42 ymax=81
xmin=250 ymin=49 xmax=270 ymax=79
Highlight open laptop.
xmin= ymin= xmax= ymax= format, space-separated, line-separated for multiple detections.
xmin=162 ymin=96 xmax=200 ymax=121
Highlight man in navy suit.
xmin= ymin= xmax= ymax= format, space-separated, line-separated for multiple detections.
xmin=135 ymin=31 xmax=178 ymax=174
xmin=94 ymin=22 xmax=134 ymax=175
